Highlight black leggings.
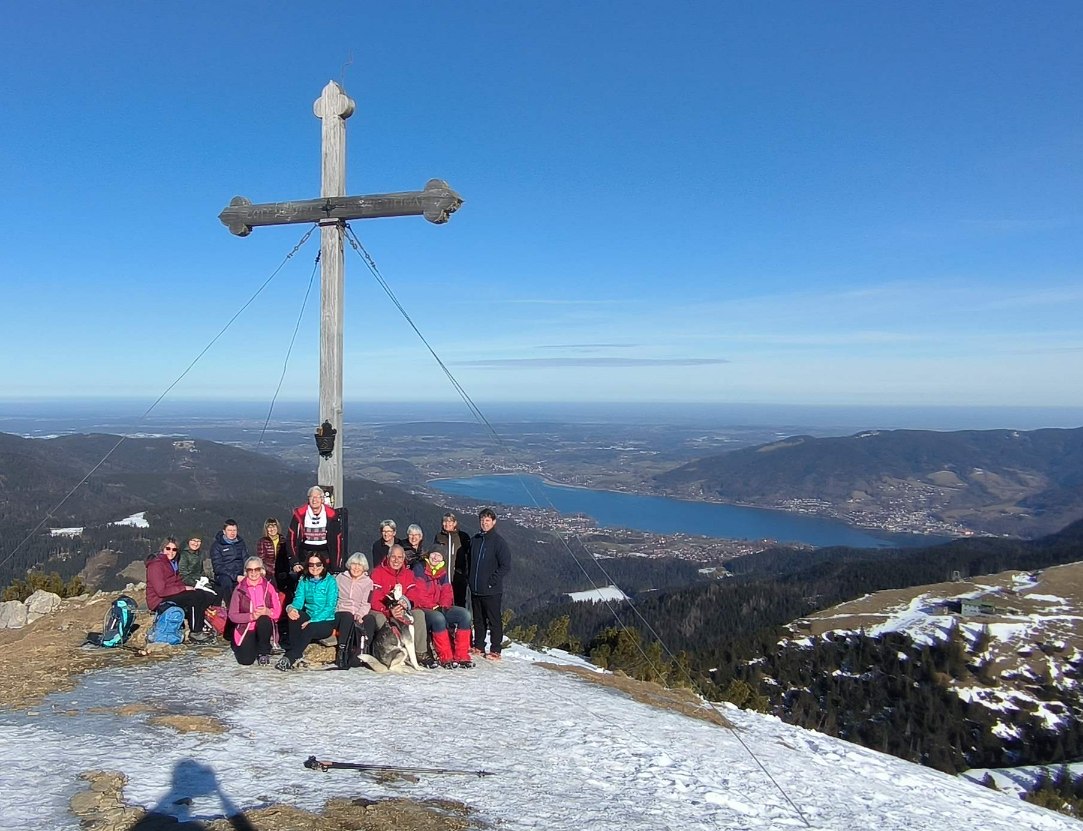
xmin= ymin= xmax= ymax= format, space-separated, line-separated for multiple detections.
xmin=232 ymin=616 xmax=275 ymax=665
xmin=334 ymin=611 xmax=377 ymax=654
xmin=161 ymin=590 xmax=217 ymax=634
xmin=285 ymin=611 xmax=336 ymax=661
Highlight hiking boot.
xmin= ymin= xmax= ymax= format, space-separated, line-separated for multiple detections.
xmin=419 ymin=654 xmax=439 ymax=669
xmin=469 ymin=647 xmax=484 ymax=656
xmin=457 ymin=658 xmax=475 ymax=669
xmin=257 ymin=655 xmax=270 ymax=666
xmin=441 ymin=660 xmax=458 ymax=669
xmin=275 ymin=656 xmax=294 ymax=671
xmin=189 ymin=630 xmax=213 ymax=644
xmin=484 ymin=652 xmax=502 ymax=662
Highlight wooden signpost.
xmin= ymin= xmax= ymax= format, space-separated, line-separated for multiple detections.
xmin=219 ymin=81 xmax=462 ymax=505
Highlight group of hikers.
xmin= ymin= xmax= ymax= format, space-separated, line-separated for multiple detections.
xmin=144 ymin=486 xmax=512 ymax=671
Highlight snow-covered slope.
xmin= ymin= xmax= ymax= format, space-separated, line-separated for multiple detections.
xmin=0 ymin=644 xmax=1075 ymax=830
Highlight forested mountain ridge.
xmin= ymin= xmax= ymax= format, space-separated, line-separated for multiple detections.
xmin=0 ymin=432 xmax=705 ymax=610
xmin=510 ymin=519 xmax=1083 ymax=775
xmin=654 ymin=426 xmax=1083 ymax=537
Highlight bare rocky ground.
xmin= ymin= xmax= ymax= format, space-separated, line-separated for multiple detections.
xmin=3 ymin=590 xmax=723 ymax=831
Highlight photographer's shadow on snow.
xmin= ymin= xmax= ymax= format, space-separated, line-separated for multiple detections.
xmin=128 ymin=758 xmax=255 ymax=831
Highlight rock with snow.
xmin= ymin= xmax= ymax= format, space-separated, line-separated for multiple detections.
xmin=0 ymin=600 xmax=27 ymax=630
xmin=24 ymin=590 xmax=63 ymax=623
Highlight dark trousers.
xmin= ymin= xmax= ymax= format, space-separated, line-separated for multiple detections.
xmin=334 ymin=611 xmax=377 ymax=654
xmin=163 ymin=590 xmax=216 ymax=634
xmin=452 ymin=572 xmax=469 ymax=608
xmin=471 ymin=593 xmax=503 ymax=654
xmin=285 ymin=611 xmax=336 ymax=661
xmin=232 ymin=616 xmax=275 ymax=665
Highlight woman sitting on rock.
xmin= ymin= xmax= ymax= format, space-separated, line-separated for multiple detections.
xmin=412 ymin=549 xmax=474 ymax=668
xmin=145 ymin=537 xmax=217 ymax=644
xmin=333 ymin=552 xmax=377 ymax=670
xmin=228 ymin=556 xmax=282 ymax=666
xmin=277 ymin=554 xmax=338 ymax=671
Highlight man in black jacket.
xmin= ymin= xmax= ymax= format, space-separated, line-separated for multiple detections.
xmin=468 ymin=507 xmax=511 ymax=660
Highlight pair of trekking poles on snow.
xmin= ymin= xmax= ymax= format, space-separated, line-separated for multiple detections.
xmin=304 ymin=755 xmax=496 ymax=778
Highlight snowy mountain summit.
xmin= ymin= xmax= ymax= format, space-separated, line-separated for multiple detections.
xmin=0 ymin=640 xmax=1076 ymax=830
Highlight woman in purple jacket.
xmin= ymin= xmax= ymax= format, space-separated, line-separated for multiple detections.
xmin=145 ymin=537 xmax=216 ymax=643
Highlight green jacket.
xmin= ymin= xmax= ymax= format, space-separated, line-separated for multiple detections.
xmin=178 ymin=546 xmax=205 ymax=585
xmin=289 ymin=573 xmax=338 ymax=622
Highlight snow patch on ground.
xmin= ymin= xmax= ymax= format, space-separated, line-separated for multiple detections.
xmin=567 ymin=585 xmax=628 ymax=603
xmin=0 ymin=643 xmax=1078 ymax=830
xmin=110 ymin=511 xmax=149 ymax=528
xmin=49 ymin=527 xmax=84 ymax=537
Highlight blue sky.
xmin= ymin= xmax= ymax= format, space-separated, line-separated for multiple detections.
xmin=1 ymin=3 xmax=1080 ymax=409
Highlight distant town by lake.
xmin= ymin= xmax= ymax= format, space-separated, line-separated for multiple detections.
xmin=430 ymin=474 xmax=919 ymax=549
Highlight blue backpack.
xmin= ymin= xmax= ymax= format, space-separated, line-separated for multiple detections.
xmin=91 ymin=595 xmax=138 ymax=648
xmin=148 ymin=603 xmax=186 ymax=645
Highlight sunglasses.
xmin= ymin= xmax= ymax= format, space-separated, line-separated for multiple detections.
xmin=307 ymin=562 xmax=324 ymax=568
xmin=245 ymin=567 xmax=262 ymax=573
xmin=164 ymin=546 xmax=178 ymax=551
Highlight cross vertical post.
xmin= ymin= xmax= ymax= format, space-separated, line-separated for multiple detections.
xmin=219 ymin=83 xmax=462 ymax=510
xmin=313 ymin=81 xmax=355 ymax=504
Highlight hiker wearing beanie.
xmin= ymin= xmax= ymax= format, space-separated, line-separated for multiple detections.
xmin=178 ymin=534 xmax=205 ymax=586
xmin=412 ymin=549 xmax=474 ymax=668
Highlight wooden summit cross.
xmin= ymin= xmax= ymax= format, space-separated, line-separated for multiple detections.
xmin=219 ymin=81 xmax=462 ymax=505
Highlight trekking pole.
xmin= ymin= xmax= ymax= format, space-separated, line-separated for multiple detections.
xmin=304 ymin=755 xmax=496 ymax=777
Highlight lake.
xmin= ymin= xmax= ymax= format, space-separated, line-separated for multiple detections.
xmin=429 ymin=474 xmax=912 ymax=549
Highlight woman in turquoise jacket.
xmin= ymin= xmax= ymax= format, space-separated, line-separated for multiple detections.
xmin=276 ymin=554 xmax=339 ymax=670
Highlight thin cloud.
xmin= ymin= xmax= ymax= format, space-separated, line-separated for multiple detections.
xmin=454 ymin=357 xmax=729 ymax=368
xmin=537 ymin=343 xmax=638 ymax=350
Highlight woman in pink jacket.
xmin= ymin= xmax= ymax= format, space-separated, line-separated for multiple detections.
xmin=333 ymin=552 xmax=377 ymax=669
xmin=228 ymin=556 xmax=283 ymax=666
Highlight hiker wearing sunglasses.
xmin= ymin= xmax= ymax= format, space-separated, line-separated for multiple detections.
xmin=145 ymin=537 xmax=217 ymax=644
xmin=228 ymin=556 xmax=283 ymax=666
xmin=276 ymin=555 xmax=339 ymax=671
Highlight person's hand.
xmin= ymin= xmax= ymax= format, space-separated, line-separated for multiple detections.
xmin=300 ymin=620 xmax=309 ymax=629
xmin=286 ymin=607 xmax=300 ymax=621
xmin=253 ymin=606 xmax=268 ymax=618
xmin=293 ymin=564 xmax=303 ymax=574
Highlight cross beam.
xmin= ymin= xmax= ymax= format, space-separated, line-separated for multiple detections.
xmin=218 ymin=81 xmax=462 ymax=506
xmin=218 ymin=179 xmax=462 ymax=236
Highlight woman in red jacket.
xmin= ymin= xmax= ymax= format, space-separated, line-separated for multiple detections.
xmin=256 ymin=518 xmax=283 ymax=588
xmin=145 ymin=537 xmax=217 ymax=643
xmin=412 ymin=549 xmax=474 ymax=668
